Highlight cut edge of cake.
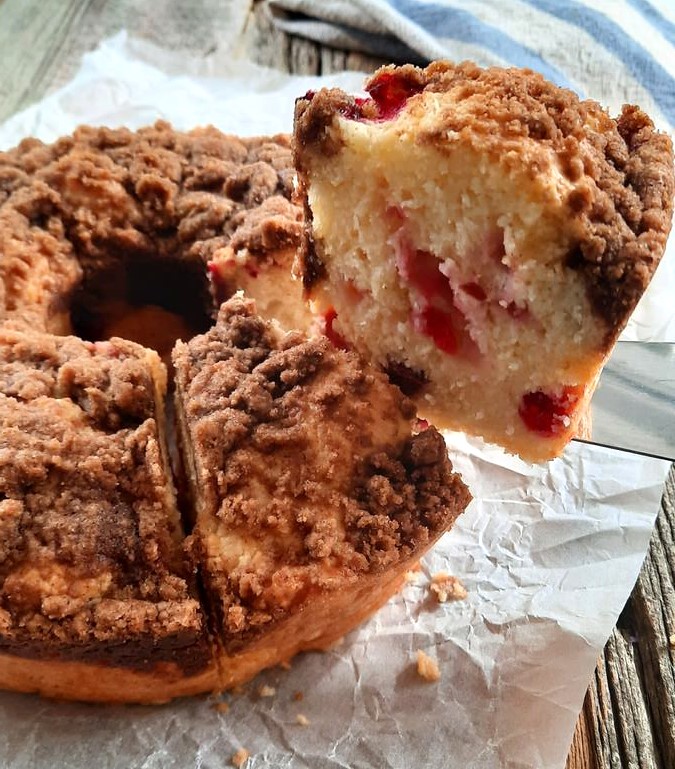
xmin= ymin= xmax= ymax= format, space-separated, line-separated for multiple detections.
xmin=292 ymin=62 xmax=675 ymax=462
xmin=172 ymin=294 xmax=471 ymax=691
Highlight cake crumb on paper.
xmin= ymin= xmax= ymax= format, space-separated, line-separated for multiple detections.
xmin=231 ymin=748 xmax=250 ymax=768
xmin=669 ymin=633 xmax=675 ymax=649
xmin=293 ymin=690 xmax=304 ymax=702
xmin=416 ymin=650 xmax=441 ymax=682
xmin=258 ymin=684 xmax=276 ymax=698
xmin=429 ymin=572 xmax=467 ymax=602
xmin=296 ymin=713 xmax=310 ymax=726
xmin=213 ymin=701 xmax=230 ymax=714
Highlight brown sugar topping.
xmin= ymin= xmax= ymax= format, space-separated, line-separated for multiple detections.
xmin=293 ymin=62 xmax=674 ymax=335
xmin=0 ymin=330 xmax=207 ymax=669
xmin=174 ymin=296 xmax=471 ymax=647
xmin=0 ymin=122 xmax=302 ymax=334
xmin=429 ymin=572 xmax=468 ymax=602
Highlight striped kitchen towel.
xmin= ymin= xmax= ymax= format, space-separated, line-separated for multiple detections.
xmin=268 ymin=0 xmax=675 ymax=132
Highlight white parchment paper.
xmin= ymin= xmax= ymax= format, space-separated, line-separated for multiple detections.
xmin=0 ymin=32 xmax=672 ymax=769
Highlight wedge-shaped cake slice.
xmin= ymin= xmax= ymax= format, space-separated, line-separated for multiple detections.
xmin=0 ymin=329 xmax=216 ymax=703
xmin=293 ymin=62 xmax=674 ymax=461
xmin=173 ymin=296 xmax=470 ymax=688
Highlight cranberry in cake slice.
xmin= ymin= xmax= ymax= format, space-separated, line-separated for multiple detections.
xmin=172 ymin=296 xmax=470 ymax=688
xmin=293 ymin=62 xmax=675 ymax=461
xmin=0 ymin=329 xmax=216 ymax=703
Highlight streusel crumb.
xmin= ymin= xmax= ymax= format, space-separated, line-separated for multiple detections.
xmin=416 ymin=650 xmax=441 ymax=682
xmin=430 ymin=572 xmax=468 ymax=602
xmin=231 ymin=748 xmax=250 ymax=768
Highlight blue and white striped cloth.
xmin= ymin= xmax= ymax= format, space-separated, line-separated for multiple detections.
xmin=269 ymin=0 xmax=675 ymax=133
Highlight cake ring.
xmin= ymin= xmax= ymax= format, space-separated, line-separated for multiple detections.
xmin=0 ymin=121 xmax=470 ymax=702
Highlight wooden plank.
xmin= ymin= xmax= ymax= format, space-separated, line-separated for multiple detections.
xmin=566 ymin=691 xmax=598 ymax=769
xmin=578 ymin=467 xmax=675 ymax=769
xmin=631 ymin=468 xmax=675 ymax=769
xmin=0 ymin=0 xmax=252 ymax=123
xmin=0 ymin=0 xmax=92 ymax=123
xmin=242 ymin=0 xmax=386 ymax=75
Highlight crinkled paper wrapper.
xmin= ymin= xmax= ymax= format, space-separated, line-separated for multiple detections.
xmin=0 ymin=32 xmax=672 ymax=769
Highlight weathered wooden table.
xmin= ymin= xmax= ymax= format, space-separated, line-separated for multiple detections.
xmin=0 ymin=1 xmax=673 ymax=766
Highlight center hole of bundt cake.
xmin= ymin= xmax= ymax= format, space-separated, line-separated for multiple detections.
xmin=70 ymin=258 xmax=213 ymax=367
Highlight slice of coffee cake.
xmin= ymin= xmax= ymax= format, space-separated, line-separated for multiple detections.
xmin=0 ymin=329 xmax=216 ymax=703
xmin=293 ymin=62 xmax=674 ymax=461
xmin=173 ymin=296 xmax=470 ymax=688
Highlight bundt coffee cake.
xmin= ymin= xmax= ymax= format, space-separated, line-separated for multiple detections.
xmin=0 ymin=122 xmax=471 ymax=702
xmin=293 ymin=62 xmax=675 ymax=461
xmin=173 ymin=296 xmax=470 ymax=687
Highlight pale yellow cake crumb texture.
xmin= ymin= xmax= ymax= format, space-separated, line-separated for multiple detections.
xmin=258 ymin=684 xmax=276 ymax=698
xmin=231 ymin=748 xmax=250 ymax=768
xmin=430 ymin=572 xmax=468 ymax=602
xmin=296 ymin=713 xmax=311 ymax=726
xmin=416 ymin=650 xmax=441 ymax=682
xmin=669 ymin=634 xmax=675 ymax=649
xmin=304 ymin=98 xmax=610 ymax=460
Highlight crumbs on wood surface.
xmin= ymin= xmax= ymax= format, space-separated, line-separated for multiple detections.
xmin=231 ymin=748 xmax=250 ymax=768
xmin=293 ymin=690 xmax=304 ymax=701
xmin=429 ymin=572 xmax=468 ymax=602
xmin=669 ymin=633 xmax=675 ymax=649
xmin=296 ymin=713 xmax=310 ymax=726
xmin=416 ymin=649 xmax=441 ymax=682
xmin=258 ymin=684 xmax=276 ymax=698
xmin=213 ymin=700 xmax=230 ymax=714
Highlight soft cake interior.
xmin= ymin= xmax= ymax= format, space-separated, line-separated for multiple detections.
xmin=303 ymin=113 xmax=605 ymax=460
xmin=294 ymin=64 xmax=674 ymax=461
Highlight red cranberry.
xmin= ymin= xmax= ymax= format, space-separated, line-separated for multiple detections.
xmin=412 ymin=306 xmax=458 ymax=355
xmin=518 ymin=386 xmax=583 ymax=437
xmin=366 ymin=72 xmax=424 ymax=120
xmin=396 ymin=246 xmax=455 ymax=306
xmin=323 ymin=307 xmax=350 ymax=350
xmin=461 ymin=282 xmax=487 ymax=301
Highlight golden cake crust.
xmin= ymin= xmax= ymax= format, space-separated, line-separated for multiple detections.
xmin=294 ymin=61 xmax=675 ymax=338
xmin=0 ymin=652 xmax=219 ymax=704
